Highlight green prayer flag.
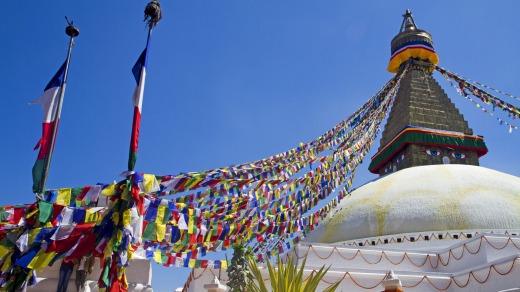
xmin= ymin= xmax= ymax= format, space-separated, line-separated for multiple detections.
xmin=38 ymin=201 xmax=53 ymax=223
xmin=212 ymin=222 xmax=218 ymax=236
xmin=143 ymin=222 xmax=157 ymax=240
xmin=181 ymin=231 xmax=189 ymax=245
xmin=161 ymin=253 xmax=168 ymax=264
xmin=161 ymin=207 xmax=170 ymax=224
xmin=0 ymin=207 xmax=8 ymax=221
xmin=102 ymin=262 xmax=110 ymax=286
xmin=70 ymin=187 xmax=83 ymax=204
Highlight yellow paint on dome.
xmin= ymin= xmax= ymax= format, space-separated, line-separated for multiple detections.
xmin=321 ymin=173 xmax=398 ymax=241
xmin=320 ymin=196 xmax=374 ymax=242
xmin=434 ymin=188 xmax=469 ymax=230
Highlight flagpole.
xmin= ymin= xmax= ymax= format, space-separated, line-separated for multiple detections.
xmin=39 ymin=18 xmax=79 ymax=195
xmin=127 ymin=1 xmax=162 ymax=172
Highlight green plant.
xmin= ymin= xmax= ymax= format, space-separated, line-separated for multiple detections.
xmin=227 ymin=241 xmax=252 ymax=292
xmin=246 ymin=254 xmax=341 ymax=292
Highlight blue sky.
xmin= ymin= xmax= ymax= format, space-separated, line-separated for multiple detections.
xmin=2 ymin=1 xmax=520 ymax=291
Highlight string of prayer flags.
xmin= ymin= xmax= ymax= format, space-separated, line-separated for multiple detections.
xmin=437 ymin=66 xmax=519 ymax=132
xmin=0 ymin=65 xmax=417 ymax=292
xmin=437 ymin=67 xmax=520 ymax=101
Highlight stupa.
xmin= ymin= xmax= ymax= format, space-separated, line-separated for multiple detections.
xmin=183 ymin=10 xmax=520 ymax=291
xmin=368 ymin=9 xmax=487 ymax=176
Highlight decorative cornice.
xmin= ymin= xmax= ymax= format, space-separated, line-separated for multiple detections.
xmin=369 ymin=126 xmax=487 ymax=173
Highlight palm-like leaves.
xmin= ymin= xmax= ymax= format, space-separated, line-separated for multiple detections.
xmin=246 ymin=254 xmax=341 ymax=292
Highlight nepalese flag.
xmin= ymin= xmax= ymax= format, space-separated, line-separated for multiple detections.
xmin=32 ymin=62 xmax=66 ymax=194
xmin=128 ymin=39 xmax=150 ymax=171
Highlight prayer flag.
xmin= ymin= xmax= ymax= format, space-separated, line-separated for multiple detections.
xmin=38 ymin=201 xmax=54 ymax=223
xmin=56 ymin=188 xmax=71 ymax=206
xmin=153 ymin=249 xmax=162 ymax=263
xmin=15 ymin=247 xmax=41 ymax=268
xmin=32 ymin=62 xmax=66 ymax=193
xmin=156 ymin=223 xmax=166 ymax=242
xmin=29 ymin=250 xmax=57 ymax=269
xmin=221 ymin=259 xmax=228 ymax=269
xmin=143 ymin=222 xmax=157 ymax=240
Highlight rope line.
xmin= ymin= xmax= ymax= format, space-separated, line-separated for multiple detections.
xmin=295 ymin=234 xmax=520 ymax=269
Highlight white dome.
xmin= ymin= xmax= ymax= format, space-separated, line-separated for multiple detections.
xmin=305 ymin=165 xmax=520 ymax=243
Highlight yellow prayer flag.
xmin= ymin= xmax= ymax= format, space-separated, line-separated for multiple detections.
xmin=128 ymin=245 xmax=134 ymax=261
xmin=188 ymin=217 xmax=195 ymax=234
xmin=221 ymin=260 xmax=228 ymax=269
xmin=28 ymin=250 xmax=57 ymax=269
xmin=85 ymin=209 xmax=99 ymax=223
xmin=56 ymin=189 xmax=71 ymax=206
xmin=153 ymin=249 xmax=162 ymax=263
xmin=189 ymin=259 xmax=196 ymax=268
xmin=123 ymin=209 xmax=131 ymax=227
xmin=26 ymin=208 xmax=39 ymax=220
xmin=104 ymin=238 xmax=114 ymax=258
xmin=0 ymin=245 xmax=10 ymax=259
xmin=143 ymin=174 xmax=159 ymax=193
xmin=156 ymin=223 xmax=166 ymax=242
xmin=28 ymin=228 xmax=42 ymax=245
xmin=101 ymin=184 xmax=116 ymax=197
xmin=1 ymin=254 xmax=12 ymax=272
xmin=121 ymin=186 xmax=131 ymax=201
xmin=116 ymin=229 xmax=123 ymax=245
xmin=111 ymin=212 xmax=120 ymax=226
xmin=156 ymin=205 xmax=165 ymax=224
xmin=120 ymin=270 xmax=128 ymax=287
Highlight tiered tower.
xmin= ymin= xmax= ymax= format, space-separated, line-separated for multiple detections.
xmin=368 ymin=10 xmax=488 ymax=176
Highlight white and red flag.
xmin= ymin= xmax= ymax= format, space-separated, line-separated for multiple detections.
xmin=32 ymin=63 xmax=66 ymax=194
xmin=128 ymin=37 xmax=150 ymax=171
